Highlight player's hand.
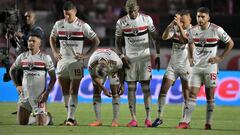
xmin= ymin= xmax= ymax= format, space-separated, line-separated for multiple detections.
xmin=14 ymin=32 xmax=23 ymax=38
xmin=102 ymin=88 xmax=112 ymax=97
xmin=122 ymin=56 xmax=131 ymax=69
xmin=155 ymin=57 xmax=160 ymax=71
xmin=208 ymin=56 xmax=223 ymax=64
xmin=189 ymin=58 xmax=195 ymax=67
xmin=39 ymin=91 xmax=49 ymax=103
xmin=53 ymin=51 xmax=62 ymax=61
xmin=118 ymin=84 xmax=124 ymax=95
xmin=16 ymin=86 xmax=23 ymax=95
xmin=75 ymin=52 xmax=88 ymax=60
xmin=173 ymin=14 xmax=182 ymax=27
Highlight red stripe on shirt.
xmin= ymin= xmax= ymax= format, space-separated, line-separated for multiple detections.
xmin=123 ymin=26 xmax=148 ymax=32
xmin=58 ymin=31 xmax=84 ymax=36
xmin=193 ymin=38 xmax=218 ymax=42
xmin=21 ymin=61 xmax=45 ymax=66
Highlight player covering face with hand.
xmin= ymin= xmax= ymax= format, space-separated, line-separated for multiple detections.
xmin=88 ymin=48 xmax=124 ymax=127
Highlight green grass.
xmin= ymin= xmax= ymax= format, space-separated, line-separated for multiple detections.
xmin=0 ymin=102 xmax=240 ymax=135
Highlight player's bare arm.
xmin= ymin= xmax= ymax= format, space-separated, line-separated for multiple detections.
xmin=92 ymin=75 xmax=112 ymax=97
xmin=9 ymin=66 xmax=22 ymax=94
xmin=49 ymin=36 xmax=62 ymax=61
xmin=188 ymin=42 xmax=195 ymax=67
xmin=150 ymin=31 xmax=161 ymax=71
xmin=208 ymin=39 xmax=234 ymax=64
xmin=162 ymin=21 xmax=175 ymax=40
xmin=174 ymin=14 xmax=188 ymax=44
xmin=39 ymin=69 xmax=56 ymax=103
xmin=115 ymin=36 xmax=131 ymax=69
xmin=75 ymin=36 xmax=100 ymax=60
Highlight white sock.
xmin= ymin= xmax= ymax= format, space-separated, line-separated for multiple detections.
xmin=206 ymin=100 xmax=215 ymax=124
xmin=63 ymin=95 xmax=69 ymax=113
xmin=93 ymin=96 xmax=101 ymax=121
xmin=67 ymin=95 xmax=78 ymax=120
xmin=128 ymin=83 xmax=137 ymax=120
xmin=112 ymin=95 xmax=120 ymax=122
xmin=183 ymin=99 xmax=196 ymax=123
xmin=180 ymin=100 xmax=187 ymax=122
xmin=157 ymin=95 xmax=166 ymax=119
xmin=142 ymin=84 xmax=151 ymax=120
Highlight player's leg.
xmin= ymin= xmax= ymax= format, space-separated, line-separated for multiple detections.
xmin=180 ymin=76 xmax=190 ymax=123
xmin=126 ymin=81 xmax=138 ymax=127
xmin=204 ymin=72 xmax=217 ymax=130
xmin=110 ymin=84 xmax=120 ymax=127
xmin=140 ymin=80 xmax=152 ymax=127
xmin=17 ymin=105 xmax=31 ymax=125
xmin=58 ymin=78 xmax=71 ymax=118
xmin=177 ymin=71 xmax=201 ymax=129
xmin=89 ymin=82 xmax=103 ymax=126
xmin=66 ymin=78 xmax=81 ymax=126
xmin=152 ymin=77 xmax=173 ymax=127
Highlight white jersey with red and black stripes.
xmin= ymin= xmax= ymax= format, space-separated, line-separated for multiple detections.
xmin=188 ymin=23 xmax=231 ymax=68
xmin=115 ymin=13 xmax=156 ymax=59
xmin=51 ymin=18 xmax=97 ymax=60
xmin=88 ymin=48 xmax=123 ymax=74
xmin=167 ymin=25 xmax=191 ymax=69
xmin=12 ymin=51 xmax=55 ymax=100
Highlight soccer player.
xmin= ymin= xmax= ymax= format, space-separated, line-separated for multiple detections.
xmin=177 ymin=7 xmax=234 ymax=130
xmin=9 ymin=33 xmax=56 ymax=125
xmin=88 ymin=48 xmax=124 ymax=127
xmin=49 ymin=1 xmax=100 ymax=126
xmin=152 ymin=10 xmax=192 ymax=127
xmin=115 ymin=0 xmax=160 ymax=127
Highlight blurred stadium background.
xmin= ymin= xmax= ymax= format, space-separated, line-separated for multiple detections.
xmin=0 ymin=0 xmax=239 ymax=104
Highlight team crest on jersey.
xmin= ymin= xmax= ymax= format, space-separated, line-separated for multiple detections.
xmin=28 ymin=62 xmax=34 ymax=70
xmin=132 ymin=28 xmax=139 ymax=36
xmin=199 ymin=37 xmax=206 ymax=46
xmin=65 ymin=31 xmax=72 ymax=39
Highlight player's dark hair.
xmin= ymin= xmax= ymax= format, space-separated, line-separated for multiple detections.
xmin=63 ymin=1 xmax=76 ymax=10
xmin=178 ymin=10 xmax=191 ymax=16
xmin=197 ymin=7 xmax=210 ymax=14
xmin=29 ymin=32 xmax=42 ymax=39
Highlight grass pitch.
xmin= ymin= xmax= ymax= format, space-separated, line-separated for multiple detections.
xmin=0 ymin=102 xmax=240 ymax=135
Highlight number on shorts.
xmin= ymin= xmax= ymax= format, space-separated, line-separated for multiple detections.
xmin=210 ymin=73 xmax=217 ymax=80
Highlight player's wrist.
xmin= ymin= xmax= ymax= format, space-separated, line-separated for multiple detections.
xmin=120 ymin=54 xmax=125 ymax=59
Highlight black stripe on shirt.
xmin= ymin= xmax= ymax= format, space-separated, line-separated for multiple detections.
xmin=23 ymin=67 xmax=47 ymax=71
xmin=123 ymin=30 xmax=148 ymax=37
xmin=57 ymin=36 xmax=84 ymax=41
xmin=195 ymin=43 xmax=218 ymax=47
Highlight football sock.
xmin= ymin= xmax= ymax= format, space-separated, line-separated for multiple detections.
xmin=157 ymin=94 xmax=166 ymax=119
xmin=183 ymin=98 xmax=196 ymax=123
xmin=128 ymin=83 xmax=137 ymax=120
xmin=142 ymin=84 xmax=151 ymax=120
xmin=206 ymin=100 xmax=215 ymax=124
xmin=112 ymin=95 xmax=120 ymax=122
xmin=63 ymin=95 xmax=69 ymax=114
xmin=67 ymin=94 xmax=78 ymax=120
xmin=180 ymin=100 xmax=188 ymax=122
xmin=93 ymin=95 xmax=102 ymax=121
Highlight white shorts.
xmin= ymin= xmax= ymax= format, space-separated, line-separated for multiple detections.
xmin=56 ymin=59 xmax=83 ymax=79
xmin=164 ymin=64 xmax=191 ymax=81
xmin=190 ymin=65 xmax=218 ymax=88
xmin=125 ymin=57 xmax=151 ymax=82
xmin=94 ymin=72 xmax=120 ymax=85
xmin=18 ymin=95 xmax=47 ymax=115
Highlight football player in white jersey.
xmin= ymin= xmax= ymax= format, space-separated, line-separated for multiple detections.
xmin=49 ymin=1 xmax=100 ymax=126
xmin=9 ymin=33 xmax=56 ymax=125
xmin=115 ymin=0 xmax=160 ymax=127
xmin=152 ymin=10 xmax=192 ymax=127
xmin=177 ymin=7 xmax=234 ymax=130
xmin=88 ymin=48 xmax=124 ymax=127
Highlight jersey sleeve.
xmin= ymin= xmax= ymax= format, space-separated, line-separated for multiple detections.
xmin=187 ymin=29 xmax=194 ymax=44
xmin=50 ymin=22 xmax=58 ymax=39
xmin=83 ymin=23 xmax=97 ymax=40
xmin=217 ymin=27 xmax=231 ymax=43
xmin=45 ymin=55 xmax=55 ymax=71
xmin=115 ymin=19 xmax=123 ymax=37
xmin=147 ymin=16 xmax=156 ymax=33
xmin=12 ymin=53 xmax=23 ymax=69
